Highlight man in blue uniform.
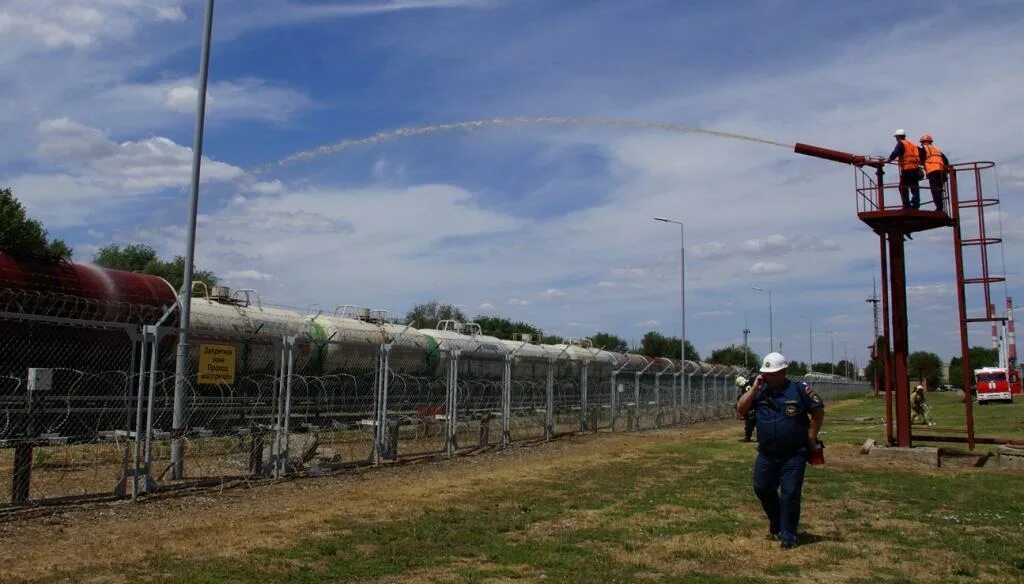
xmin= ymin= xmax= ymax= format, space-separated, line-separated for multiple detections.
xmin=736 ymin=352 xmax=825 ymax=549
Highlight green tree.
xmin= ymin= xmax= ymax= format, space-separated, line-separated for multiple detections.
xmin=473 ymin=315 xmax=542 ymax=340
xmin=948 ymin=346 xmax=999 ymax=388
xmin=836 ymin=359 xmax=857 ymax=379
xmin=93 ymin=244 xmax=217 ymax=293
xmin=908 ymin=351 xmax=942 ymax=388
xmin=708 ymin=344 xmax=759 ymax=368
xmin=590 ymin=332 xmax=628 ymax=353
xmin=543 ymin=334 xmax=565 ymax=345
xmin=404 ymin=301 xmax=467 ymax=329
xmin=639 ymin=331 xmax=699 ymax=361
xmin=810 ymin=362 xmax=836 ymax=375
xmin=788 ymin=361 xmax=809 ymax=376
xmin=0 ymin=187 xmax=71 ymax=259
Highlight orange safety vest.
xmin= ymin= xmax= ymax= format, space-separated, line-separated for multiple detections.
xmin=922 ymin=144 xmax=945 ymax=174
xmin=899 ymin=139 xmax=920 ymax=171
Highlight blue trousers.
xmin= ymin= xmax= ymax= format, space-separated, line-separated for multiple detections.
xmin=753 ymin=452 xmax=807 ymax=544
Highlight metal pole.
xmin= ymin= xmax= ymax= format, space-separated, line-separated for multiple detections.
xmin=808 ymin=318 xmax=813 ymax=368
xmin=680 ymin=223 xmax=687 ymax=413
xmin=654 ymin=217 xmax=687 ymax=420
xmin=170 ymin=0 xmax=215 ymax=480
xmin=829 ymin=331 xmax=835 ymax=375
xmin=752 ymin=287 xmax=773 ymax=353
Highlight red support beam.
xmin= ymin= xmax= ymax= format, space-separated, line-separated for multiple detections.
xmin=887 ymin=231 xmax=912 ymax=447
xmin=879 ymin=232 xmax=894 ymax=446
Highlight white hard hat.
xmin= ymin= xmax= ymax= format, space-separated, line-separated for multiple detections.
xmin=915 ymin=384 xmax=924 ymax=390
xmin=759 ymin=352 xmax=789 ymax=373
xmin=893 ymin=128 xmax=906 ymax=137
xmin=735 ymin=375 xmax=748 ymax=388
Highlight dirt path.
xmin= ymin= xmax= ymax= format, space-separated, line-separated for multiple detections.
xmin=0 ymin=421 xmax=739 ymax=583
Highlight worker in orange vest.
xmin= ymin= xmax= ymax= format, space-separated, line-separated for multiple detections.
xmin=919 ymin=135 xmax=950 ymax=213
xmin=886 ymin=129 xmax=922 ymax=209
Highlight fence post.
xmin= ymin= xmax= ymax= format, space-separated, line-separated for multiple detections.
xmin=12 ymin=373 xmax=36 ymax=505
xmin=653 ymin=372 xmax=662 ymax=428
xmin=579 ymin=363 xmax=588 ymax=433
xmin=633 ymin=372 xmax=641 ymax=431
xmin=545 ymin=357 xmax=555 ymax=440
xmin=272 ymin=337 xmax=286 ymax=479
xmin=671 ymin=372 xmax=679 ymax=425
xmin=142 ymin=325 xmax=166 ymax=492
xmin=373 ymin=342 xmax=393 ymax=463
xmin=445 ymin=349 xmax=461 ymax=456
xmin=610 ymin=371 xmax=619 ymax=431
xmin=501 ymin=354 xmax=511 ymax=448
xmin=130 ymin=330 xmax=149 ymax=500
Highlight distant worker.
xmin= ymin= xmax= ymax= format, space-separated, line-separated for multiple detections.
xmin=887 ymin=129 xmax=922 ymax=209
xmin=919 ymin=135 xmax=950 ymax=212
xmin=911 ymin=385 xmax=935 ymax=426
xmin=735 ymin=375 xmax=757 ymax=442
xmin=737 ymin=352 xmax=825 ymax=549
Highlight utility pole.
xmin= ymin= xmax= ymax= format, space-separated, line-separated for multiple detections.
xmin=867 ymin=279 xmax=881 ymax=395
xmin=742 ymin=318 xmax=751 ymax=370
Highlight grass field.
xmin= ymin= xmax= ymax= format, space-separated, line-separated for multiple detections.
xmin=3 ymin=392 xmax=1023 ymax=583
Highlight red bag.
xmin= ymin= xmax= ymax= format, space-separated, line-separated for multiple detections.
xmin=809 ymin=440 xmax=825 ymax=465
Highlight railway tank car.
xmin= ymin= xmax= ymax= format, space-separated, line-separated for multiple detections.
xmin=0 ymin=252 xmax=751 ymax=442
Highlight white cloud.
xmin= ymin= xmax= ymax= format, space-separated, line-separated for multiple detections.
xmin=596 ymin=281 xmax=617 ymax=287
xmin=742 ymin=234 xmax=794 ymax=257
xmin=223 ymin=270 xmax=273 ymax=282
xmin=641 ymin=319 xmax=660 ymax=327
xmin=93 ymin=77 xmax=315 ymax=124
xmin=542 ymin=288 xmax=566 ymax=299
xmin=695 ymin=310 xmax=731 ymax=318
xmin=247 ymin=180 xmax=286 ymax=195
xmin=610 ymin=267 xmax=648 ymax=278
xmin=691 ymin=242 xmax=729 ymax=259
xmin=13 ymin=118 xmax=242 ymax=226
xmin=478 ymin=302 xmax=496 ymax=310
xmin=507 ymin=298 xmax=531 ymax=306
xmin=749 ymin=262 xmax=787 ymax=275
xmin=0 ymin=1 xmax=186 ymax=60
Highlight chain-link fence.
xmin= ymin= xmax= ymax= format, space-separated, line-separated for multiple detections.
xmin=0 ymin=311 xmax=871 ymax=508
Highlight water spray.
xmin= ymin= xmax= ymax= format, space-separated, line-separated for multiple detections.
xmin=253 ymin=116 xmax=793 ymax=174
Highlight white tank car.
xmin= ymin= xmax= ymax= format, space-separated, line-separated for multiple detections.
xmin=188 ymin=287 xmax=307 ymax=374
xmin=418 ymin=321 xmax=509 ymax=380
xmin=302 ymin=307 xmax=435 ymax=375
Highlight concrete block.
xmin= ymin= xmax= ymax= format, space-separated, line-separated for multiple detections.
xmin=867 ymin=446 xmax=941 ymax=467
xmin=996 ymin=445 xmax=1024 ymax=470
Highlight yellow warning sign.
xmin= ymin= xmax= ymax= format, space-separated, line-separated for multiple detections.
xmin=198 ymin=344 xmax=236 ymax=385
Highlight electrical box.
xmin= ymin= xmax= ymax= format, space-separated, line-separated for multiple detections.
xmin=27 ymin=368 xmax=53 ymax=391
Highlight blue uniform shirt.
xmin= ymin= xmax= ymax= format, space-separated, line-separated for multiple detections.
xmin=753 ymin=380 xmax=824 ymax=458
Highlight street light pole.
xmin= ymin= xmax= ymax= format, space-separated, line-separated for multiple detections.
xmin=799 ymin=315 xmax=813 ymax=370
xmin=171 ymin=0 xmax=215 ymax=480
xmin=654 ymin=217 xmax=686 ymax=400
xmin=752 ymin=287 xmax=773 ymax=354
xmin=828 ymin=330 xmax=835 ymax=375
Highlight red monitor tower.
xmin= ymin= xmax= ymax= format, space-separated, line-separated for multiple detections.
xmin=794 ymin=143 xmax=1004 ymax=449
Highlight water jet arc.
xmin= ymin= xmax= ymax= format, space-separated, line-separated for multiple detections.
xmin=262 ymin=116 xmax=793 ymax=173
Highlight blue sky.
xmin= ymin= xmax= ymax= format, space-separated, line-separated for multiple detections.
xmin=3 ymin=0 xmax=1024 ymax=367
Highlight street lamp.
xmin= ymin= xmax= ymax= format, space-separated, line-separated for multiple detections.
xmin=653 ymin=217 xmax=687 ymax=398
xmin=752 ymin=287 xmax=774 ymax=354
xmin=798 ymin=314 xmax=813 ymax=369
xmin=827 ymin=330 xmax=835 ymax=375
xmin=171 ymin=0 xmax=215 ymax=480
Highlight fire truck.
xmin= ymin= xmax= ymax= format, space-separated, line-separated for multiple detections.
xmin=974 ymin=367 xmax=1017 ymax=404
